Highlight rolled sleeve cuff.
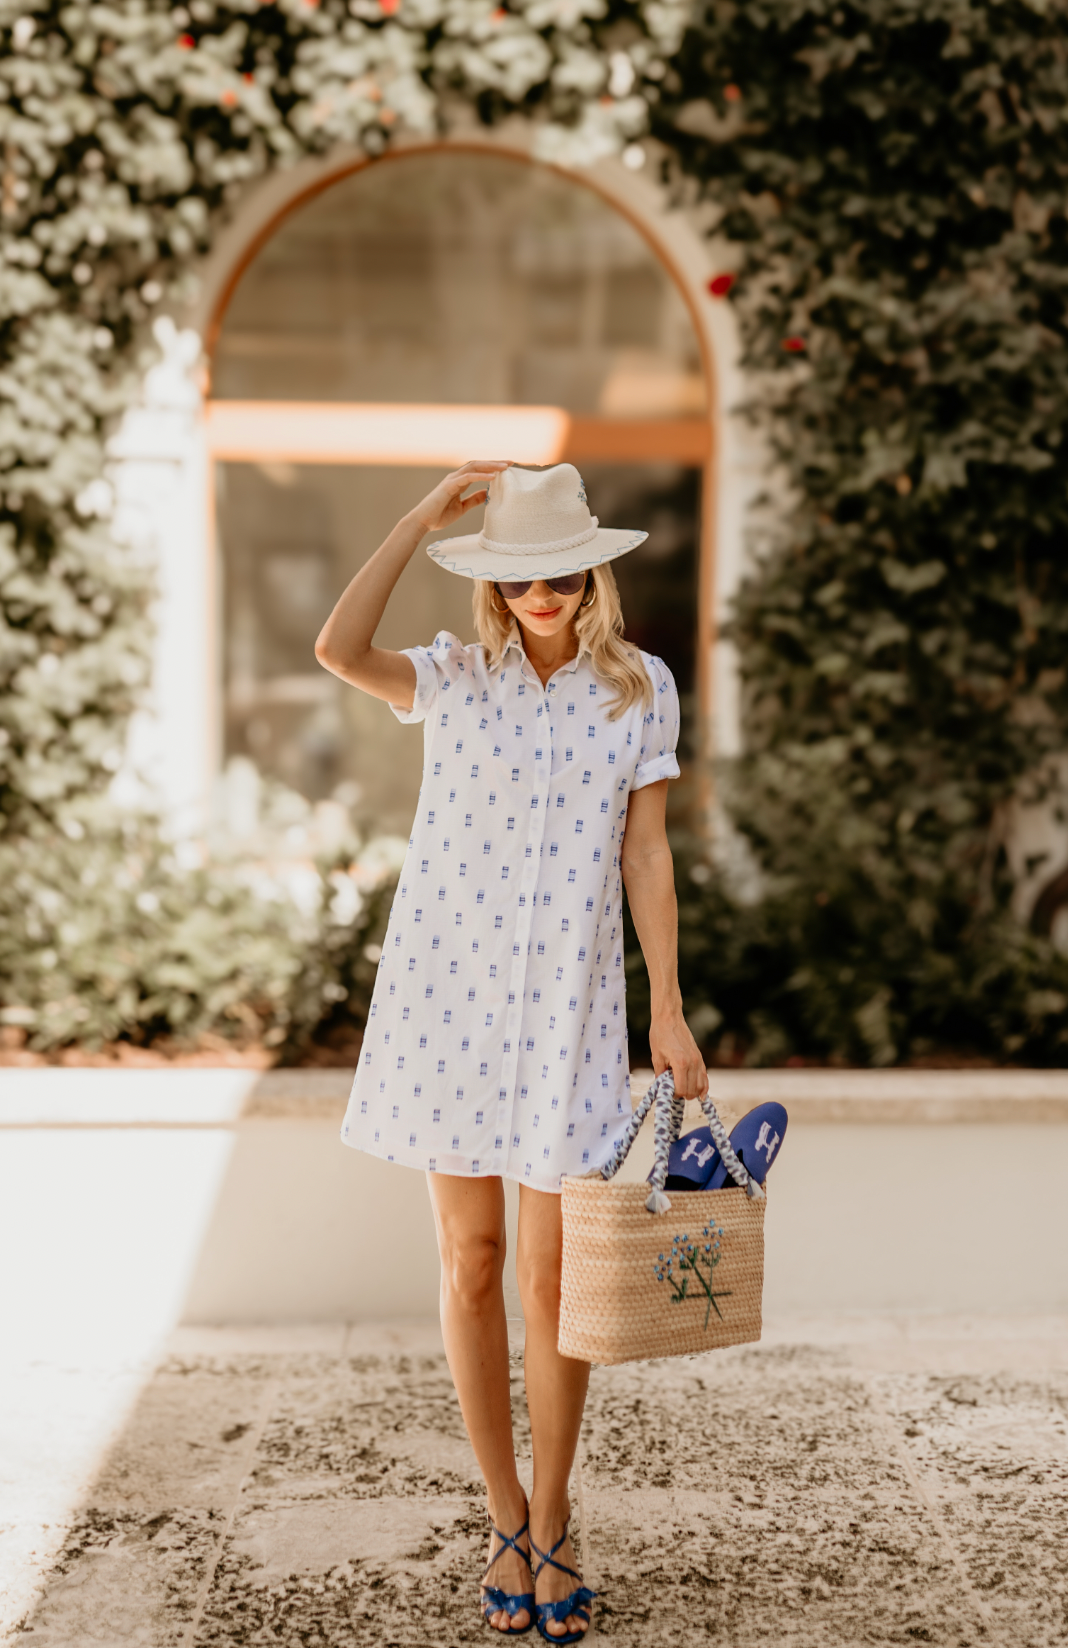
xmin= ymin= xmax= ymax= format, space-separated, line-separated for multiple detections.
xmin=631 ymin=752 xmax=681 ymax=791
xmin=389 ymin=647 xmax=437 ymax=724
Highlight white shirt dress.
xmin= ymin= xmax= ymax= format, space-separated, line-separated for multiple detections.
xmin=340 ymin=630 xmax=681 ymax=1193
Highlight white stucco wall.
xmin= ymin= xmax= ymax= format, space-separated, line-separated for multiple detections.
xmin=107 ymin=318 xmax=216 ymax=832
xmin=4 ymin=1071 xmax=1067 ymax=1327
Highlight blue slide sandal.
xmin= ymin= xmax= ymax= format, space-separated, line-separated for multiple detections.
xmin=706 ymin=1101 xmax=788 ymax=1190
xmin=662 ymin=1125 xmax=719 ymax=1191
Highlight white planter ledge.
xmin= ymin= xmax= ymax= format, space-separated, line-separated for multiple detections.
xmin=1 ymin=1068 xmax=1066 ymax=1336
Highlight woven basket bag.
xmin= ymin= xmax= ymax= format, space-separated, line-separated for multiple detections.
xmin=558 ymin=1072 xmax=766 ymax=1365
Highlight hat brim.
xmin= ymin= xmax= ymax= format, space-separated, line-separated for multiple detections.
xmin=427 ymin=527 xmax=647 ymax=581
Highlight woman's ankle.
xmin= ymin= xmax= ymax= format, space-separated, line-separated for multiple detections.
xmin=528 ymin=1493 xmax=572 ymax=1536
xmin=487 ymin=1483 xmax=529 ymax=1531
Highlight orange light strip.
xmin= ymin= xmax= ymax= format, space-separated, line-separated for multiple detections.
xmin=204 ymin=402 xmax=711 ymax=468
xmin=205 ymin=402 xmax=570 ymax=465
xmin=566 ymin=416 xmax=710 ymax=465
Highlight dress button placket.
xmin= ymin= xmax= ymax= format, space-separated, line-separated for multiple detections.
xmin=499 ymin=672 xmax=549 ymax=1141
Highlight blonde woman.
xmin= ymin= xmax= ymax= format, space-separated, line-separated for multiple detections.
xmin=316 ymin=462 xmax=708 ymax=1640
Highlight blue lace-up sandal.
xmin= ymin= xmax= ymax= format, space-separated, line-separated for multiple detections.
xmin=530 ymin=1521 xmax=596 ymax=1643
xmin=481 ymin=1514 xmax=535 ymax=1634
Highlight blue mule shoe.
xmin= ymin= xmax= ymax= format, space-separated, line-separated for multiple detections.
xmin=706 ymin=1101 xmax=788 ymax=1190
xmin=482 ymin=1515 xmax=535 ymax=1634
xmin=661 ymin=1124 xmax=720 ymax=1191
xmin=531 ymin=1522 xmax=595 ymax=1643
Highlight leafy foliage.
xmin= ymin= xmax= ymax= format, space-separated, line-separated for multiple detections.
xmin=0 ymin=811 xmax=396 ymax=1051
xmin=623 ymin=835 xmax=1068 ymax=1067
xmin=3 ymin=0 xmax=1067 ymax=1060
xmin=0 ymin=0 xmax=675 ymax=1050
xmin=635 ymin=0 xmax=1068 ymax=1062
xmin=0 ymin=0 xmax=684 ymax=833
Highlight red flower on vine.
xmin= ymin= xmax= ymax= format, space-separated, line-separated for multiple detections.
xmin=220 ymin=87 xmax=238 ymax=107
xmin=379 ymin=0 xmax=400 ymax=13
xmin=782 ymin=336 xmax=806 ymax=352
xmin=708 ymin=273 xmax=735 ymax=298
xmin=724 ymin=84 xmax=742 ymax=102
xmin=177 ymin=32 xmax=194 ymax=48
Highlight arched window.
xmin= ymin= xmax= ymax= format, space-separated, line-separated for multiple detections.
xmin=208 ymin=147 xmax=710 ymax=834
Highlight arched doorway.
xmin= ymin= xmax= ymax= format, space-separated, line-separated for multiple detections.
xmin=206 ymin=146 xmax=712 ymax=836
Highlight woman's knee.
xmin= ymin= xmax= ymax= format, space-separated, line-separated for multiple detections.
xmin=517 ymin=1250 xmax=562 ymax=1322
xmin=516 ymin=1187 xmax=564 ymax=1322
xmin=440 ymin=1229 xmax=505 ymax=1313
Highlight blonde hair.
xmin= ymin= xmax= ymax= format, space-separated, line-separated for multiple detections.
xmin=472 ymin=563 xmax=653 ymax=721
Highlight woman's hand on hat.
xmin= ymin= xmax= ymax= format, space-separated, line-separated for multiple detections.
xmin=411 ymin=460 xmax=512 ymax=534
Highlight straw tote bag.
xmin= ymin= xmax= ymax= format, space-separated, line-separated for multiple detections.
xmin=558 ymin=1072 xmax=766 ymax=1366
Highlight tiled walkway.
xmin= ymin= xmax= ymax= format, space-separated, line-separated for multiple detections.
xmin=9 ymin=1318 xmax=1068 ymax=1647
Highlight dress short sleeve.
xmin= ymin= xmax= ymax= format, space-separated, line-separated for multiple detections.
xmin=632 ymin=655 xmax=681 ymax=790
xmin=389 ymin=630 xmax=471 ymax=725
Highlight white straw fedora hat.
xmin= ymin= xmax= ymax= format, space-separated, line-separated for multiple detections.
xmin=427 ymin=463 xmax=646 ymax=581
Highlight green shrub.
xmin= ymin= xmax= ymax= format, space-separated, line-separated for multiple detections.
xmin=0 ymin=810 xmax=396 ymax=1052
xmin=623 ymin=831 xmax=1068 ymax=1067
xmin=631 ymin=0 xmax=1068 ymax=1062
xmin=5 ymin=0 xmax=1068 ymax=1062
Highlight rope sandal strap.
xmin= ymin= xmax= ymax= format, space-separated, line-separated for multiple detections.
xmin=699 ymin=1095 xmax=764 ymax=1200
xmin=587 ymin=1070 xmax=764 ymax=1216
xmin=594 ymin=1071 xmax=666 ymax=1181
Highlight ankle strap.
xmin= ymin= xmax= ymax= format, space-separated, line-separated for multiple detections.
xmin=483 ymin=1517 xmax=531 ymax=1581
xmin=530 ymin=1523 xmax=581 ymax=1586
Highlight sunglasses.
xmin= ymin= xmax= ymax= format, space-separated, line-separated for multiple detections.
xmin=496 ymin=573 xmax=588 ymax=600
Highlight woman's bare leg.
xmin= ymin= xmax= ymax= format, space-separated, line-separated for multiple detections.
xmin=516 ymin=1185 xmax=591 ymax=1639
xmin=427 ymin=1173 xmax=530 ymax=1632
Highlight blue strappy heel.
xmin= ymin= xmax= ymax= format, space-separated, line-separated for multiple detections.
xmin=481 ymin=1514 xmax=535 ymax=1634
xmin=530 ymin=1521 xmax=596 ymax=1643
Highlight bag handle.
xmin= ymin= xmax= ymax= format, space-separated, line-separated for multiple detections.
xmin=594 ymin=1070 xmax=764 ymax=1215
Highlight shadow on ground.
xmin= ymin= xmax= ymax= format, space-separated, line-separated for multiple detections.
xmin=10 ymin=1318 xmax=1068 ymax=1647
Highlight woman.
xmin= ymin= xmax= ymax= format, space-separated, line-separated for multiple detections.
xmin=316 ymin=460 xmax=708 ymax=1640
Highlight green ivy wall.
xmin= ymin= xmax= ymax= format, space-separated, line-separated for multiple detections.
xmin=2 ymin=0 xmax=1067 ymax=1060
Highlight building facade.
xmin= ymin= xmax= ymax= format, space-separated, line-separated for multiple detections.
xmin=109 ymin=131 xmax=764 ymax=847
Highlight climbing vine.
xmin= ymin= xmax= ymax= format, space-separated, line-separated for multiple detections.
xmin=644 ymin=0 xmax=1068 ymax=1063
xmin=2 ymin=0 xmax=1067 ymax=1059
xmin=0 ymin=0 xmax=685 ymax=833
xmin=0 ymin=0 xmax=691 ymax=1048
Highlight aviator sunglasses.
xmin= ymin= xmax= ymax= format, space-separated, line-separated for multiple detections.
xmin=495 ymin=572 xmax=588 ymax=600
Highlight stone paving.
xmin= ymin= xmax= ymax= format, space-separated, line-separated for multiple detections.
xmin=8 ymin=1317 xmax=1068 ymax=1648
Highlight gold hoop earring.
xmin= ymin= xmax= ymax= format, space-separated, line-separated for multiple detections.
xmin=490 ymin=585 xmax=510 ymax=615
xmin=578 ymin=581 xmax=595 ymax=608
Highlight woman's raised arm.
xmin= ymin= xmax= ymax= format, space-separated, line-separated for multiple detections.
xmin=314 ymin=459 xmax=511 ymax=709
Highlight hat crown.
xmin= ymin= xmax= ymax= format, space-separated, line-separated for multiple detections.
xmin=482 ymin=464 xmax=594 ymax=550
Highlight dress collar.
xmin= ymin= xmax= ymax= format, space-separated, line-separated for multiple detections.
xmin=503 ymin=631 xmax=585 ymax=687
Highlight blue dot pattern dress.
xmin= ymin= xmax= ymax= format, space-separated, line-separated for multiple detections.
xmin=340 ymin=630 xmax=681 ymax=1193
